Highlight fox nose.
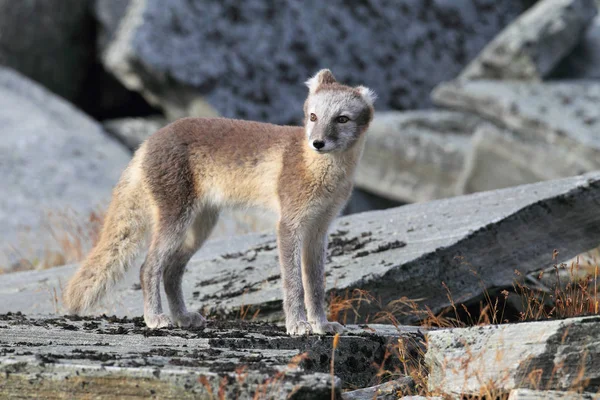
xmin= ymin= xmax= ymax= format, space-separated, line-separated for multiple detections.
xmin=312 ymin=140 xmax=325 ymax=149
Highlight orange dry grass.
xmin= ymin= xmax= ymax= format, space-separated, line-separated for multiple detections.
xmin=328 ymin=249 xmax=600 ymax=398
xmin=1 ymin=207 xmax=105 ymax=273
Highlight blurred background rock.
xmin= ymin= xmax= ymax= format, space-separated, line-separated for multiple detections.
xmin=2 ymin=0 xmax=600 ymax=272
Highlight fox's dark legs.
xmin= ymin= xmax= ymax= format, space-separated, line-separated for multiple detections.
xmin=163 ymin=208 xmax=219 ymax=327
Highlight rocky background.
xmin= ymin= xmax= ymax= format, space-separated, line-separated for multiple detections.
xmin=3 ymin=0 xmax=600 ymax=271
xmin=2 ymin=1 xmax=600 ymax=398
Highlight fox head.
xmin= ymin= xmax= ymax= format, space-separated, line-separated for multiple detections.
xmin=303 ymin=69 xmax=376 ymax=153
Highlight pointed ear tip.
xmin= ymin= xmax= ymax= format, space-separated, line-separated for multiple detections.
xmin=358 ymin=86 xmax=377 ymax=104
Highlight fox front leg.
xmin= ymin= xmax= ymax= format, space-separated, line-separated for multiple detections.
xmin=277 ymin=220 xmax=312 ymax=335
xmin=302 ymin=214 xmax=345 ymax=334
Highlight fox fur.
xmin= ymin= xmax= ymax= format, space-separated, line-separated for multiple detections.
xmin=63 ymin=69 xmax=376 ymax=335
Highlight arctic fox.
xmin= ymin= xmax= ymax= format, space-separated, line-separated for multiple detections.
xmin=64 ymin=69 xmax=376 ymax=335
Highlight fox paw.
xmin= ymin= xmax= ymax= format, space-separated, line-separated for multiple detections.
xmin=287 ymin=320 xmax=313 ymax=336
xmin=173 ymin=311 xmax=206 ymax=329
xmin=311 ymin=320 xmax=346 ymax=335
xmin=144 ymin=313 xmax=172 ymax=329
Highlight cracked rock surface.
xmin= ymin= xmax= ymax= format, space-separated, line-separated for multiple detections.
xmin=0 ymin=313 xmax=424 ymax=399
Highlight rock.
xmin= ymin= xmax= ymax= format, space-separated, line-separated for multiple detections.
xmin=397 ymin=397 xmax=443 ymax=400
xmin=508 ymin=389 xmax=598 ymax=400
xmin=341 ymin=377 xmax=414 ymax=400
xmin=342 ymin=188 xmax=404 ymax=215
xmin=0 ymin=67 xmax=131 ymax=267
xmin=432 ymin=80 xmax=600 ymax=173
xmin=94 ymin=0 xmax=131 ymax=52
xmin=552 ymin=16 xmax=600 ymax=80
xmin=355 ymin=111 xmax=482 ymax=203
xmin=209 ymin=209 xmax=278 ymax=239
xmin=0 ymin=0 xmax=94 ymax=101
xmin=0 ymin=314 xmax=424 ymax=398
xmin=3 ymin=172 xmax=600 ymax=325
xmin=456 ymin=123 xmax=596 ymax=194
xmin=102 ymin=0 xmax=532 ymax=124
xmin=458 ymin=0 xmax=597 ymax=81
xmin=103 ymin=116 xmax=168 ymax=150
xmin=425 ymin=316 xmax=600 ymax=397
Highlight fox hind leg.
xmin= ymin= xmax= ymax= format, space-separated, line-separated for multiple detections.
xmin=140 ymin=212 xmax=195 ymax=329
xmin=163 ymin=208 xmax=219 ymax=328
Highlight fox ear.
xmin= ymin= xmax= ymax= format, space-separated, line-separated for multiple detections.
xmin=356 ymin=86 xmax=377 ymax=107
xmin=305 ymin=69 xmax=337 ymax=93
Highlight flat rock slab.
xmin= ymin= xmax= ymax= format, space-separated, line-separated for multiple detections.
xmin=425 ymin=316 xmax=600 ymax=397
xmin=103 ymin=0 xmax=531 ymax=124
xmin=355 ymin=111 xmax=482 ymax=203
xmin=458 ymin=0 xmax=597 ymax=81
xmin=508 ymin=389 xmax=599 ymax=400
xmin=0 ymin=313 xmax=423 ymax=399
xmin=341 ymin=377 xmax=414 ymax=400
xmin=3 ymin=173 xmax=600 ymax=326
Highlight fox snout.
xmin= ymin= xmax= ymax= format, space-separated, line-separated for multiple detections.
xmin=312 ymin=139 xmax=325 ymax=150
xmin=308 ymin=125 xmax=329 ymax=151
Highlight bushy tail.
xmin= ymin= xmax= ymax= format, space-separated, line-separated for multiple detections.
xmin=63 ymin=159 xmax=149 ymax=314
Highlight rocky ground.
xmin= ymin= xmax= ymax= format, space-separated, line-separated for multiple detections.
xmin=2 ymin=0 xmax=600 ymax=398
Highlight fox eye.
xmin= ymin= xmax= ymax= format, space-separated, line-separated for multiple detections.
xmin=310 ymin=113 xmax=317 ymax=122
xmin=336 ymin=116 xmax=349 ymax=123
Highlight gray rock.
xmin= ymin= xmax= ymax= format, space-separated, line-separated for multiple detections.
xmin=355 ymin=111 xmax=482 ymax=203
xmin=103 ymin=115 xmax=168 ymax=150
xmin=0 ymin=0 xmax=94 ymax=101
xmin=459 ymin=0 xmax=597 ymax=81
xmin=397 ymin=397 xmax=443 ymax=400
xmin=432 ymin=80 xmax=600 ymax=172
xmin=552 ymin=16 xmax=600 ymax=80
xmin=456 ymin=123 xmax=597 ymax=194
xmin=102 ymin=0 xmax=531 ymax=124
xmin=508 ymin=389 xmax=598 ymax=400
xmin=341 ymin=377 xmax=414 ymax=400
xmin=425 ymin=316 xmax=600 ymax=397
xmin=0 ymin=314 xmax=424 ymax=398
xmin=94 ymin=0 xmax=131 ymax=52
xmin=209 ymin=208 xmax=278 ymax=240
xmin=0 ymin=67 xmax=131 ymax=267
xmin=342 ymin=188 xmax=404 ymax=215
xmin=3 ymin=172 xmax=600 ymax=327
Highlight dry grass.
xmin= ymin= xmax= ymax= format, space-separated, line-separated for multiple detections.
xmin=328 ymin=248 xmax=600 ymax=399
xmin=1 ymin=207 xmax=105 ymax=274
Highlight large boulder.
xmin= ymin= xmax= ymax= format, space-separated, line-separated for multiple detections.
xmin=432 ymin=80 xmax=600 ymax=174
xmin=426 ymin=316 xmax=600 ymax=397
xmin=355 ymin=111 xmax=483 ymax=203
xmin=0 ymin=0 xmax=94 ymax=101
xmin=102 ymin=0 xmax=533 ymax=124
xmin=0 ymin=67 xmax=131 ymax=267
xmin=458 ymin=0 xmax=597 ymax=81
xmin=457 ymin=123 xmax=597 ymax=194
